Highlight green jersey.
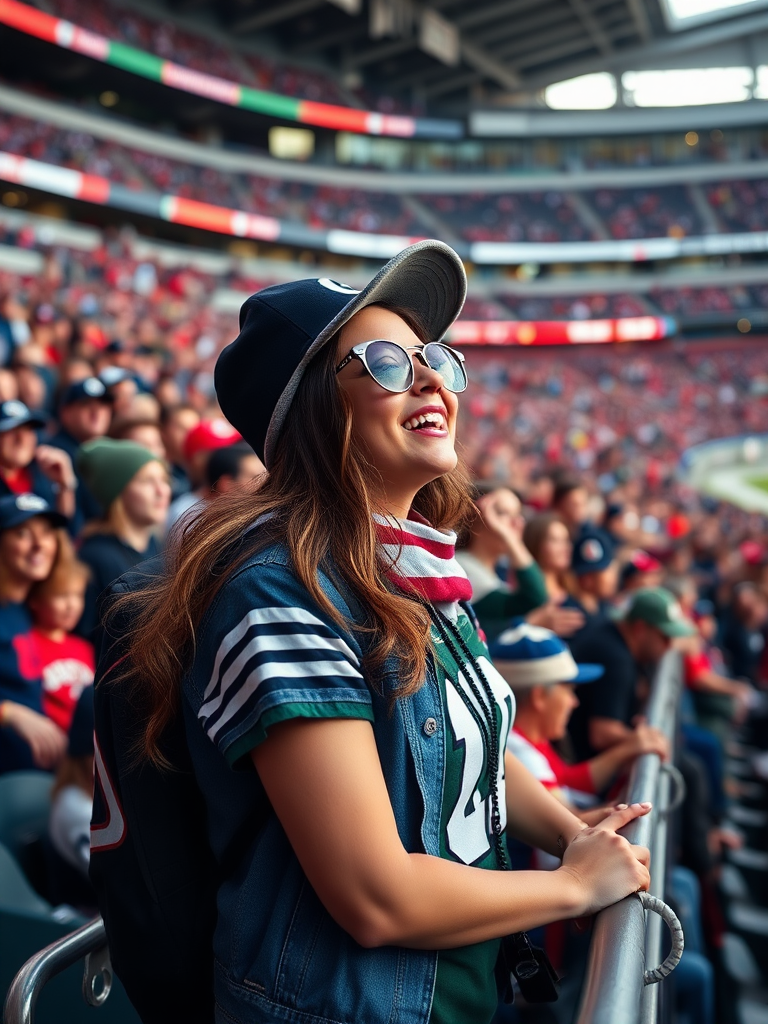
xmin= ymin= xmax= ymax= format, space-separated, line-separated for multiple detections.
xmin=429 ymin=609 xmax=515 ymax=1024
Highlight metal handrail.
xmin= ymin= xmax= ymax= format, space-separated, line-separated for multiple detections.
xmin=2 ymin=917 xmax=112 ymax=1024
xmin=575 ymin=649 xmax=683 ymax=1024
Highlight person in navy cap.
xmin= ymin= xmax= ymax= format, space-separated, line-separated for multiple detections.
xmin=48 ymin=377 xmax=113 ymax=524
xmin=0 ymin=493 xmax=69 ymax=773
xmin=563 ymin=526 xmax=620 ymax=630
xmin=0 ymin=399 xmax=78 ymax=528
xmin=492 ymin=622 xmax=667 ymax=814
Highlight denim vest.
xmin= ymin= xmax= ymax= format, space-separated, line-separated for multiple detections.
xmin=182 ymin=543 xmax=449 ymax=1024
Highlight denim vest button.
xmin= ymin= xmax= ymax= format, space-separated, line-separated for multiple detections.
xmin=423 ymin=717 xmax=438 ymax=737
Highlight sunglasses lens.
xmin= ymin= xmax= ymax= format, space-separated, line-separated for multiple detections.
xmin=425 ymin=344 xmax=467 ymax=392
xmin=365 ymin=341 xmax=412 ymax=392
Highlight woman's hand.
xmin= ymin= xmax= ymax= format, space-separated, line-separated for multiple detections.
xmin=36 ymin=445 xmax=77 ymax=517
xmin=36 ymin=445 xmax=77 ymax=492
xmin=559 ymin=803 xmax=651 ymax=916
xmin=2 ymin=702 xmax=68 ymax=769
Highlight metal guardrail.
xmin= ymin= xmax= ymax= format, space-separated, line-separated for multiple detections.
xmin=3 ymin=917 xmax=112 ymax=1024
xmin=576 ymin=649 xmax=683 ymax=1024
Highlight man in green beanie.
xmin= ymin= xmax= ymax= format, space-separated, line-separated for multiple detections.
xmin=75 ymin=438 xmax=171 ymax=642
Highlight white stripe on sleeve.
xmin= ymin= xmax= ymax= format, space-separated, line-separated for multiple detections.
xmin=203 ymin=606 xmax=360 ymax=700
xmin=204 ymin=659 xmax=364 ymax=740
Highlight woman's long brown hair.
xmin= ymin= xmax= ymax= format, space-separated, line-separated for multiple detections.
xmin=111 ymin=308 xmax=475 ymax=765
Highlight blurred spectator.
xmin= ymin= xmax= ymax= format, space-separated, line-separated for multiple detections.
xmin=619 ymin=550 xmax=665 ymax=592
xmin=565 ymin=526 xmax=620 ymax=625
xmin=552 ymin=476 xmax=592 ymax=537
xmin=456 ymin=486 xmax=548 ymax=641
xmin=167 ymin=417 xmax=241 ymax=530
xmin=49 ymin=378 xmax=113 ymax=523
xmin=205 ymin=442 xmax=264 ymax=496
xmin=495 ymin=623 xmax=666 ymax=806
xmin=160 ymin=403 xmax=201 ymax=500
xmin=28 ymin=548 xmax=94 ymax=733
xmin=76 ymin=439 xmax=171 ymax=639
xmin=0 ymin=493 xmax=68 ymax=773
xmin=719 ymin=581 xmax=768 ymax=685
xmin=567 ymin=587 xmax=692 ymax=761
xmin=0 ymin=400 xmax=78 ymax=526
xmin=110 ymin=416 xmax=166 ymax=461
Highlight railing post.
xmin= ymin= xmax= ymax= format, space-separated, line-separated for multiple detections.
xmin=575 ymin=650 xmax=682 ymax=1024
xmin=3 ymin=918 xmax=108 ymax=1024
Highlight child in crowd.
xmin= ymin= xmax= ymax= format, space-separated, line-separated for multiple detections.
xmin=491 ymin=622 xmax=668 ymax=813
xmin=28 ymin=549 xmax=94 ymax=733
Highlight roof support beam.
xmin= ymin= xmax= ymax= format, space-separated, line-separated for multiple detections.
xmin=461 ymin=37 xmax=522 ymax=88
xmin=521 ymin=6 xmax=768 ymax=88
xmin=624 ymin=0 xmax=652 ymax=42
xmin=565 ymin=0 xmax=614 ymax=54
xmin=454 ymin=0 xmax=544 ymax=30
xmin=289 ymin=24 xmax=365 ymax=54
xmin=231 ymin=0 xmax=324 ymax=34
xmin=473 ymin=5 xmax=578 ymax=47
xmin=495 ymin=19 xmax=590 ymax=59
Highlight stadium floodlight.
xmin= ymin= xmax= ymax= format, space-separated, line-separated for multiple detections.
xmin=660 ymin=0 xmax=768 ymax=29
xmin=544 ymin=73 xmax=617 ymax=109
xmin=622 ymin=67 xmax=753 ymax=105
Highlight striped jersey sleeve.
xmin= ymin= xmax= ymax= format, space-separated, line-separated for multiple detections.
xmin=190 ymin=561 xmax=374 ymax=767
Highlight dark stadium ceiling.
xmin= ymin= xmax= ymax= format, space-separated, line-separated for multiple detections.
xmin=157 ymin=0 xmax=768 ymax=111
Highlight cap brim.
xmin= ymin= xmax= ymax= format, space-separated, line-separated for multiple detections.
xmin=263 ymin=239 xmax=466 ymax=468
xmin=659 ymin=621 xmax=698 ymax=637
xmin=2 ymin=509 xmax=68 ymax=530
xmin=0 ymin=414 xmax=47 ymax=432
xmin=573 ymin=663 xmax=605 ymax=683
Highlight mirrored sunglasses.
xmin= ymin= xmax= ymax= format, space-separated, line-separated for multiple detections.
xmin=335 ymin=339 xmax=467 ymax=394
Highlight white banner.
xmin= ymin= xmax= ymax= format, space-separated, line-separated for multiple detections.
xmin=419 ymin=8 xmax=460 ymax=66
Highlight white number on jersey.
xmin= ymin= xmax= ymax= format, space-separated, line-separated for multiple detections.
xmin=444 ymin=656 xmax=513 ymax=865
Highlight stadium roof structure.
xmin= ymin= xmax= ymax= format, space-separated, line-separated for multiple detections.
xmin=161 ymin=0 xmax=768 ymax=109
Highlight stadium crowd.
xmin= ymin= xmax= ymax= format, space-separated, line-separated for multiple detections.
xmin=0 ymin=228 xmax=766 ymax=1021
xmin=6 ymin=115 xmax=768 ymax=243
xmin=48 ymin=0 xmax=354 ymax=108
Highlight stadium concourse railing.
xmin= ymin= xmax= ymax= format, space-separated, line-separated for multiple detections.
xmin=3 ymin=652 xmax=684 ymax=1024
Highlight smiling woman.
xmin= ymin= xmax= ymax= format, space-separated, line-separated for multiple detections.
xmin=96 ymin=240 xmax=653 ymax=1024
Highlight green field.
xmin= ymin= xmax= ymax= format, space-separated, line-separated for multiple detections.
xmin=748 ymin=475 xmax=768 ymax=494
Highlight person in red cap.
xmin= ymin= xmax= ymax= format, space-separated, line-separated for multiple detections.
xmin=619 ymin=550 xmax=665 ymax=592
xmin=166 ymin=417 xmax=243 ymax=530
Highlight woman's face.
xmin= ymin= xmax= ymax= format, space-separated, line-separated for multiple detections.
xmin=0 ymin=516 xmax=58 ymax=585
xmin=335 ymin=306 xmax=458 ymax=516
xmin=120 ymin=461 xmax=172 ymax=527
xmin=0 ymin=426 xmax=37 ymax=470
xmin=540 ymin=521 xmax=572 ymax=572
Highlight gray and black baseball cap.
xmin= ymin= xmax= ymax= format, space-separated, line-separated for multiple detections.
xmin=214 ymin=239 xmax=467 ymax=468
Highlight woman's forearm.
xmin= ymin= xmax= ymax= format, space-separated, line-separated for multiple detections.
xmin=253 ymin=718 xmax=647 ymax=953
xmin=357 ymin=853 xmax=583 ymax=948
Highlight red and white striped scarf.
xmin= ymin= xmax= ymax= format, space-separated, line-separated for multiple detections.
xmin=374 ymin=512 xmax=472 ymax=607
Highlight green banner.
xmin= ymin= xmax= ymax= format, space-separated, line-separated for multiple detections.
xmin=239 ymin=87 xmax=300 ymax=120
xmin=107 ymin=41 xmax=164 ymax=81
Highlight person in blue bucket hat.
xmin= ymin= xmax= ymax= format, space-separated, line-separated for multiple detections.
xmin=491 ymin=622 xmax=668 ymax=812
